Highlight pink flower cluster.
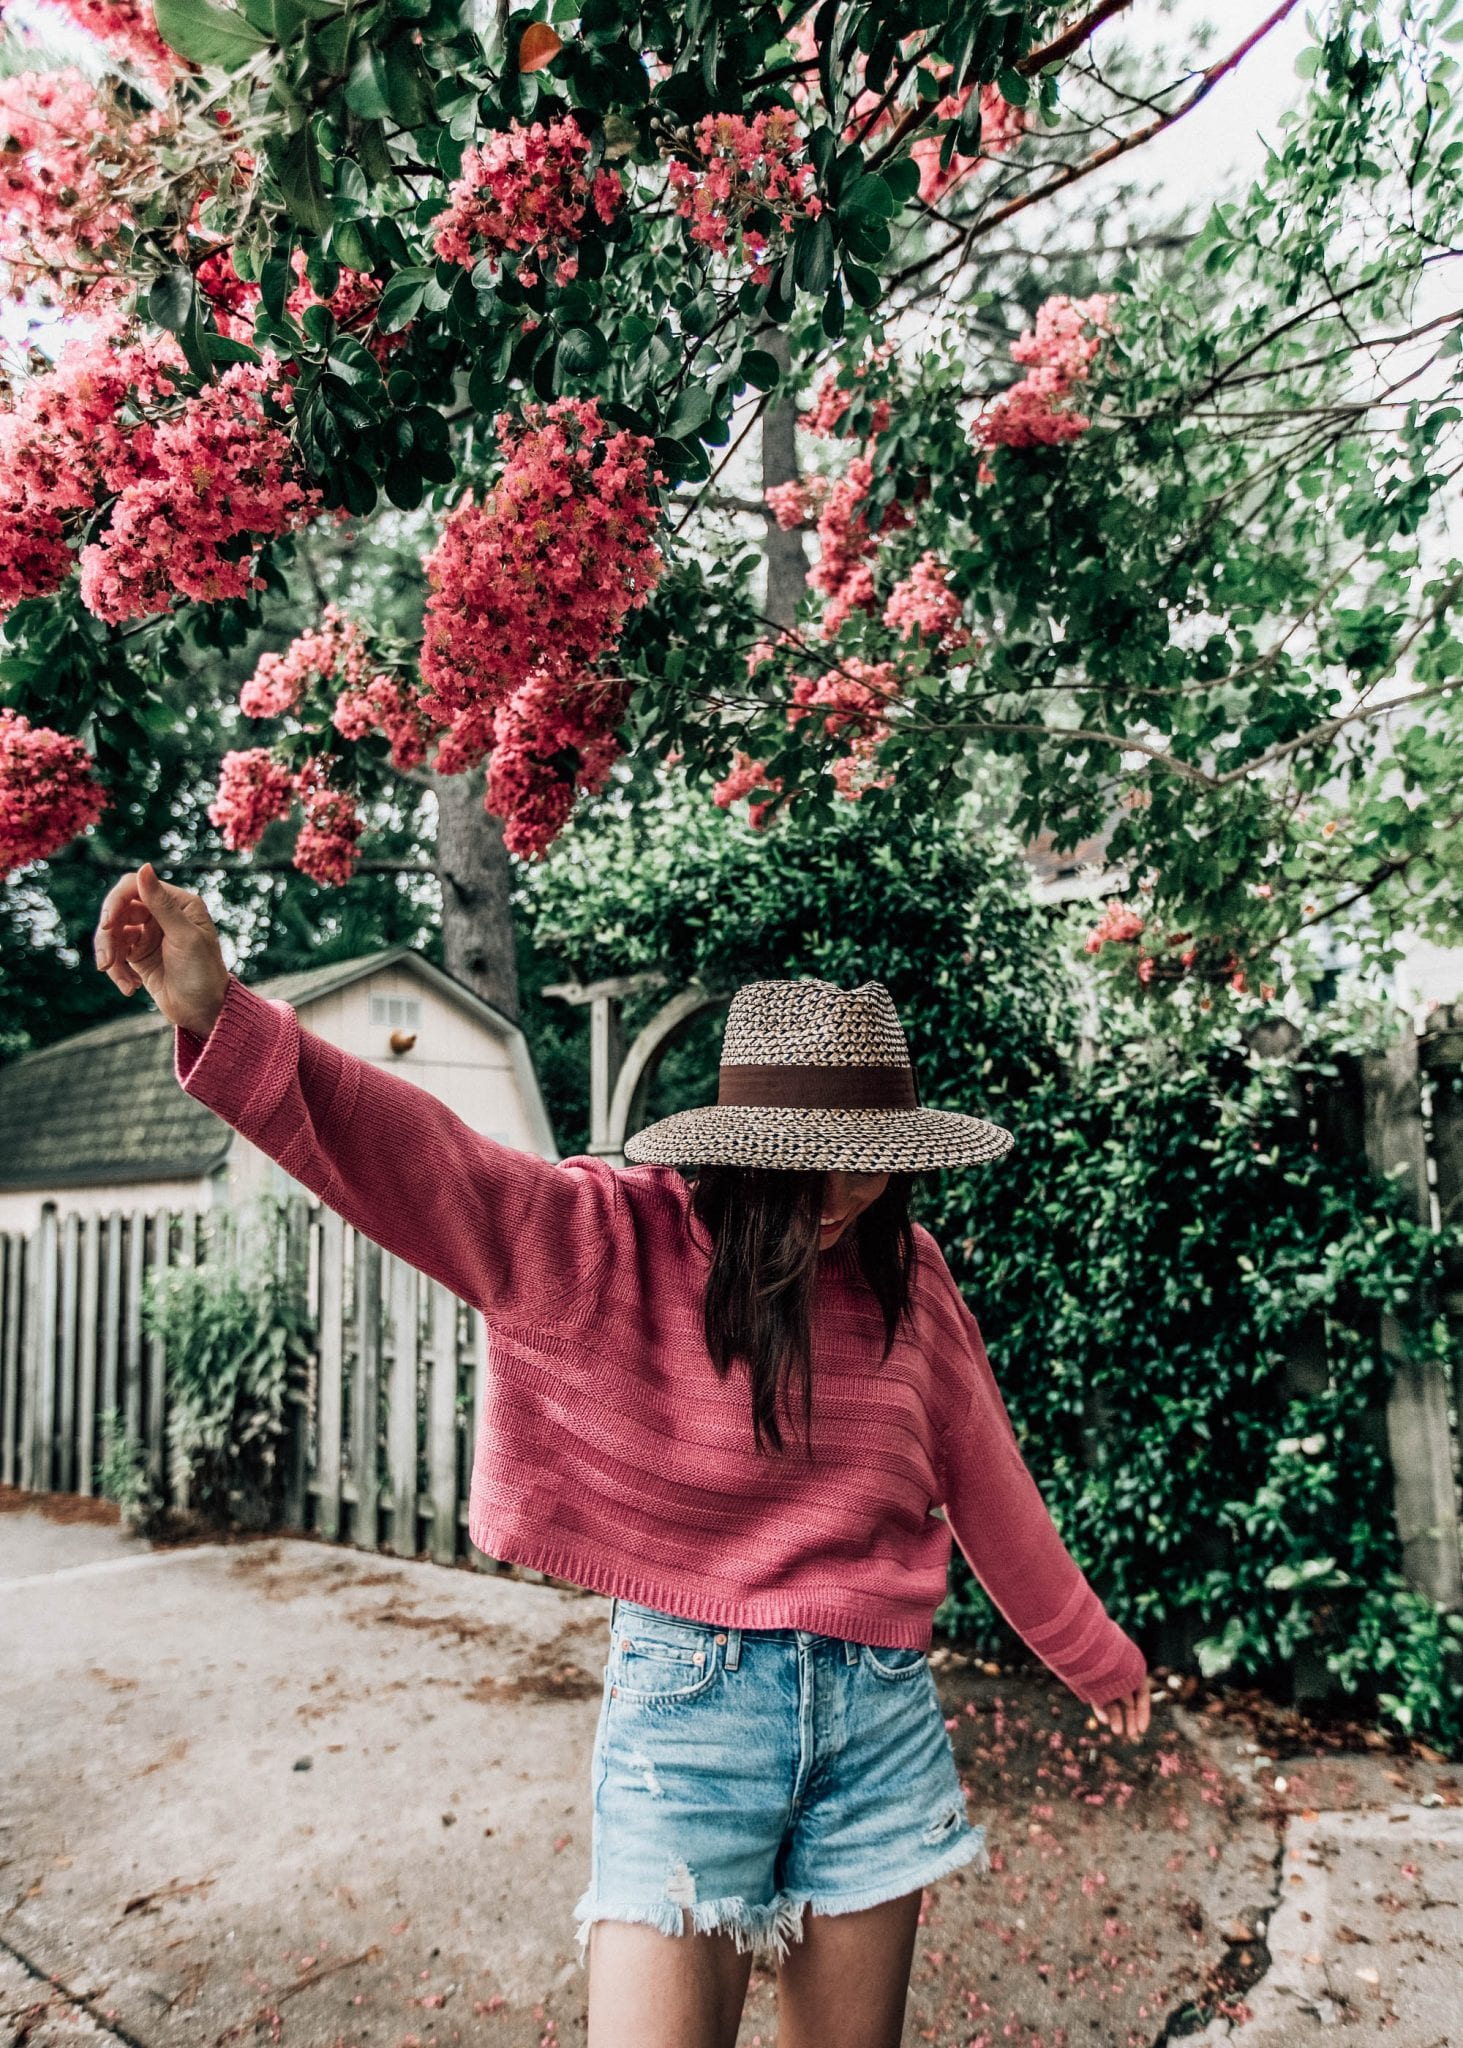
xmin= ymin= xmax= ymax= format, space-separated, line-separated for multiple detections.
xmin=712 ymin=750 xmax=784 ymax=831
xmin=0 ymin=710 xmax=107 ymax=876
xmin=208 ymin=748 xmax=296 ymax=852
xmin=0 ymin=68 xmax=171 ymax=303
xmin=198 ymin=249 xmax=399 ymax=364
xmin=911 ymin=83 xmax=1027 ymax=204
xmin=420 ymin=397 xmax=662 ymax=722
xmin=668 ymin=110 xmax=820 ymax=281
xmin=714 ymin=654 xmax=901 ymax=829
xmin=1084 ymin=900 xmax=1145 ymax=954
xmin=78 ymin=355 xmax=321 ymax=622
xmin=883 ymin=552 xmax=967 ymax=650
xmin=972 ymin=293 xmax=1116 ymax=475
xmin=811 ymin=458 xmax=879 ymax=637
xmin=50 ymin=0 xmax=178 ymax=88
xmin=430 ymin=116 xmax=622 ymax=289
xmin=242 ymin=605 xmax=375 ymax=719
xmin=292 ymin=757 xmax=364 ymax=886
xmin=208 ymin=748 xmax=363 ymax=886
xmin=332 ymin=673 xmax=441 ymax=773
xmin=0 ymin=320 xmax=184 ymax=613
xmin=485 ymin=672 xmax=629 ymax=858
xmin=801 ymin=356 xmax=893 ymax=441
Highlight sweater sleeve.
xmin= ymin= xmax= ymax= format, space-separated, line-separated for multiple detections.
xmin=936 ymin=1280 xmax=1147 ymax=1708
xmin=173 ymin=972 xmax=617 ymax=1320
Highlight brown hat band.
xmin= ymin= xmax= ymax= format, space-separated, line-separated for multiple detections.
xmin=717 ymin=1062 xmax=918 ymax=1111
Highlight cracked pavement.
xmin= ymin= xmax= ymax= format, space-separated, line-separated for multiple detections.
xmin=3 ymin=1490 xmax=1459 ymax=2047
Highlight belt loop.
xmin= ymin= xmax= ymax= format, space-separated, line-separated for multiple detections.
xmin=724 ymin=1627 xmax=742 ymax=1671
xmin=844 ymin=1637 xmax=859 ymax=1665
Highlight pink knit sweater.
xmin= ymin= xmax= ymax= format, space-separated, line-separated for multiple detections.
xmin=175 ymin=974 xmax=1147 ymax=1703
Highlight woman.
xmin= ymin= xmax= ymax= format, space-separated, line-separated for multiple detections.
xmin=94 ymin=860 xmax=1151 ymax=2048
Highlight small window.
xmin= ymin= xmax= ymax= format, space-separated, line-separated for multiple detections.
xmin=369 ymin=993 xmax=422 ymax=1029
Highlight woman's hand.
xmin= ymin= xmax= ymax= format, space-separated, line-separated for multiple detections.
xmin=93 ymin=862 xmax=231 ymax=1040
xmin=1091 ymin=1683 xmax=1151 ymax=1741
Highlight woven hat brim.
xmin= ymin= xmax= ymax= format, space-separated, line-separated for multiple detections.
xmin=623 ymin=1105 xmax=1014 ymax=1172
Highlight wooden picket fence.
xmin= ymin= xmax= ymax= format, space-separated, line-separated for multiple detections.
xmin=0 ymin=1197 xmax=496 ymax=1566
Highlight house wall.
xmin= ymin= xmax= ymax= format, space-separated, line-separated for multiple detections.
xmin=0 ymin=1173 xmax=218 ymax=1234
xmin=2 ymin=962 xmax=553 ymax=1231
xmin=224 ymin=965 xmax=549 ymax=1209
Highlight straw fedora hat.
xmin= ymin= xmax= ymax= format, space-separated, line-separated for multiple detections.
xmin=623 ymin=978 xmax=1013 ymax=1173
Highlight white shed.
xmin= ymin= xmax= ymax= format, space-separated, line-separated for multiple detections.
xmin=0 ymin=948 xmax=557 ymax=1233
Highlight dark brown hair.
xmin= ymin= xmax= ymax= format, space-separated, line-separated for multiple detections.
xmin=689 ymin=1166 xmax=916 ymax=1456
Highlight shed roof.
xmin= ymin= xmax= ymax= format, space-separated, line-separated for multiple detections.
xmin=0 ymin=948 xmax=521 ymax=1192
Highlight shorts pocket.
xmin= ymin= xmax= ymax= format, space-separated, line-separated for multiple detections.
xmin=611 ymin=1615 xmax=721 ymax=1703
xmin=862 ymin=1643 xmax=931 ymax=1682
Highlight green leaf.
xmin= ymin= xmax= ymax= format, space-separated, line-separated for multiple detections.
xmin=152 ymin=0 xmax=270 ymax=68
xmin=277 ymin=123 xmax=331 ymax=232
xmin=665 ymin=384 xmax=713 ymax=439
xmin=794 ymin=215 xmax=835 ymax=295
xmin=840 ymin=172 xmax=896 ymax=220
xmin=740 ymin=348 xmax=780 ymax=392
xmin=844 ymin=258 xmax=880 ymax=309
xmin=376 ymin=267 xmax=430 ymax=332
xmin=328 ymin=216 xmax=372 ymax=272
xmin=883 ymin=155 xmax=921 ymax=207
xmin=558 ymin=323 xmax=609 ymax=375
xmin=345 ymin=47 xmax=393 ymax=122
xmin=148 ymin=266 xmax=197 ymax=335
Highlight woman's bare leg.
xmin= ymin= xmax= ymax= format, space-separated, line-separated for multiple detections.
xmin=586 ymin=1918 xmax=756 ymax=2048
xmin=775 ymin=1890 xmax=924 ymax=2048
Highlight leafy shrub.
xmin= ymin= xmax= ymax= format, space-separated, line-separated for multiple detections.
xmin=142 ymin=1206 xmax=312 ymax=1529
xmin=520 ymin=792 xmax=1462 ymax=1753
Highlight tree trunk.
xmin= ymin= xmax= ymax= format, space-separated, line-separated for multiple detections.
xmin=430 ymin=771 xmax=519 ymax=1020
xmin=761 ymin=327 xmax=809 ymax=629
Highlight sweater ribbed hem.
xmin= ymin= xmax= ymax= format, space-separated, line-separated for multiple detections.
xmin=468 ymin=1514 xmax=937 ymax=1650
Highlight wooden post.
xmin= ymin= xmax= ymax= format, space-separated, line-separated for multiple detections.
xmin=76 ymin=1216 xmax=100 ymax=1498
xmin=1364 ymin=1018 xmax=1463 ymax=1609
xmin=24 ymin=1208 xmax=58 ymax=1493
xmin=56 ymin=1213 xmax=79 ymax=1495
xmin=351 ymin=1234 xmax=382 ymax=1548
xmin=315 ymin=1208 xmax=345 ymax=1540
xmin=2 ymin=1235 xmax=22 ymax=1488
xmin=123 ymin=1210 xmax=145 ymax=1454
xmin=385 ymin=1252 xmax=419 ymax=1556
xmin=427 ymin=1280 xmax=459 ymax=1565
xmin=99 ymin=1212 xmax=122 ymax=1470
xmin=1421 ymin=1006 xmax=1463 ymax=1490
xmin=466 ymin=1312 xmax=495 ymax=1572
xmin=143 ymin=1211 xmax=169 ymax=1497
xmin=542 ymin=971 xmax=667 ymax=1159
xmin=280 ymin=1197 xmax=311 ymax=1531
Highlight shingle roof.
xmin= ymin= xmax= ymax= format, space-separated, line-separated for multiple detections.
xmin=0 ymin=948 xmax=451 ymax=1191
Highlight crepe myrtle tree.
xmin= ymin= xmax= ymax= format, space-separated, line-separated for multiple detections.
xmin=1 ymin=0 xmax=1461 ymax=1010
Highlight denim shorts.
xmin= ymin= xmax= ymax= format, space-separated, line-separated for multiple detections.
xmin=572 ymin=1596 xmax=990 ymax=1967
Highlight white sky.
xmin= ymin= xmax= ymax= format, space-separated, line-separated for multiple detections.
xmin=1082 ymin=0 xmax=1314 ymax=218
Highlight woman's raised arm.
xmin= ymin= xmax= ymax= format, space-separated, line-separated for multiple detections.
xmin=934 ymin=1275 xmax=1149 ymax=1716
xmin=93 ymin=863 xmax=617 ymax=1319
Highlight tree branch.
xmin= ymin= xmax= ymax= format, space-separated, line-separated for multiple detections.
xmin=889 ymin=0 xmax=1303 ymax=294
xmin=1018 ymin=0 xmax=1137 ymax=74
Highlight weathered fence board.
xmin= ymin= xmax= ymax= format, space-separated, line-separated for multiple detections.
xmin=2 ymin=1234 xmax=22 ymax=1487
xmin=76 ymin=1216 xmax=100 ymax=1498
xmin=385 ymin=1252 xmax=418 ymax=1557
xmin=315 ymin=1208 xmax=345 ymax=1542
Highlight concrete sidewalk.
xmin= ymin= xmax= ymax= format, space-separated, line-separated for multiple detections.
xmin=2 ymin=1494 xmax=1459 ymax=2048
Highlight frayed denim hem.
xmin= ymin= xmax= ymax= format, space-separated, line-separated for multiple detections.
xmin=573 ymin=1886 xmax=809 ymax=1970
xmin=801 ymin=1820 xmax=992 ymax=1920
xmin=571 ymin=1825 xmax=990 ymax=1971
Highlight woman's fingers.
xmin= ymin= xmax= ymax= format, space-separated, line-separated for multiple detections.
xmin=94 ymin=870 xmax=144 ymax=968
